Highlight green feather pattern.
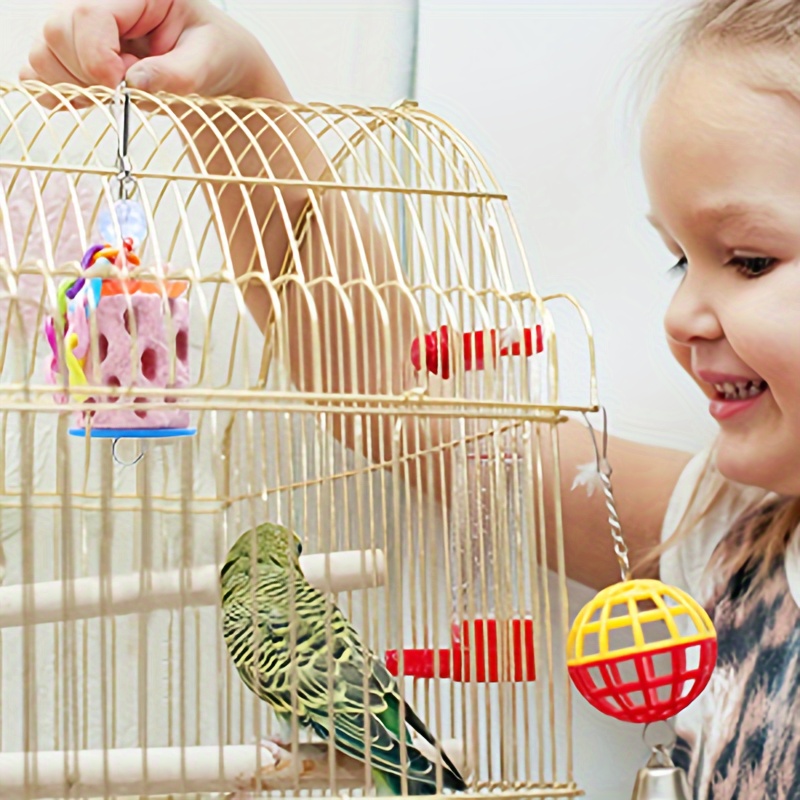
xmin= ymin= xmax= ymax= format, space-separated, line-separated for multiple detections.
xmin=220 ymin=523 xmax=467 ymax=796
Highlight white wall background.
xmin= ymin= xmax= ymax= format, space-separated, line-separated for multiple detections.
xmin=0 ymin=1 xmax=718 ymax=798
xmin=416 ymin=0 xmax=719 ymax=454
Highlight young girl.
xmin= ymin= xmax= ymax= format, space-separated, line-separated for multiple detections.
xmin=21 ymin=0 xmax=800 ymax=796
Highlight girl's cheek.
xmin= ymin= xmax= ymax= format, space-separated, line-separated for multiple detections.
xmin=754 ymin=291 xmax=800 ymax=374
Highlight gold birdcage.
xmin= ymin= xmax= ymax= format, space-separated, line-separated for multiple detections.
xmin=0 ymin=80 xmax=597 ymax=799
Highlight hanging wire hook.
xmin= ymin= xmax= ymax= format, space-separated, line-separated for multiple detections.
xmin=114 ymin=81 xmax=136 ymax=201
xmin=112 ymin=437 xmax=146 ymax=468
xmin=580 ymin=407 xmax=632 ymax=583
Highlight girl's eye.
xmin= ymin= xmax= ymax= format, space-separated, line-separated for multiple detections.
xmin=668 ymin=255 xmax=687 ymax=276
xmin=666 ymin=255 xmax=776 ymax=278
xmin=728 ymin=256 xmax=777 ymax=278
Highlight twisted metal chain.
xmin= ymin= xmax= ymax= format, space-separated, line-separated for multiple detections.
xmin=581 ymin=408 xmax=631 ymax=583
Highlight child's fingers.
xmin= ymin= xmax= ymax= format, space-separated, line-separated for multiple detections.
xmin=122 ymin=3 xmax=209 ymax=94
xmin=118 ymin=0 xmax=180 ymax=42
xmin=65 ymin=0 xmax=185 ymax=87
xmin=125 ymin=43 xmax=208 ymax=95
xmin=134 ymin=0 xmax=189 ymax=57
xmin=21 ymin=0 xmax=270 ymax=111
xmin=41 ymin=15 xmax=88 ymax=87
xmin=71 ymin=9 xmax=128 ymax=88
xmin=27 ymin=39 xmax=82 ymax=88
xmin=120 ymin=52 xmax=142 ymax=72
xmin=122 ymin=3 xmax=187 ymax=92
xmin=19 ymin=47 xmax=84 ymax=111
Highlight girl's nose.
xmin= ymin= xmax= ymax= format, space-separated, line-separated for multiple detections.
xmin=663 ymin=267 xmax=723 ymax=346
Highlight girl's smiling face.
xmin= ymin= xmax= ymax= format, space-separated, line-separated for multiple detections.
xmin=641 ymin=47 xmax=800 ymax=495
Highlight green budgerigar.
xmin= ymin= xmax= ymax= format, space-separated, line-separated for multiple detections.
xmin=220 ymin=522 xmax=467 ymax=796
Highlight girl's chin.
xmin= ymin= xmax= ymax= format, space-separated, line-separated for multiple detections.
xmin=714 ymin=439 xmax=799 ymax=495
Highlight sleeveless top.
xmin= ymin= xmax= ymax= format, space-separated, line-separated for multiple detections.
xmin=660 ymin=449 xmax=800 ymax=799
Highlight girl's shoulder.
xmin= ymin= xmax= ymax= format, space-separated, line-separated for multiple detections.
xmin=659 ymin=446 xmax=768 ymax=603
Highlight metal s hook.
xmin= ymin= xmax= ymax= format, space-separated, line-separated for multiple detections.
xmin=580 ymin=407 xmax=631 ymax=583
xmin=112 ymin=437 xmax=146 ymax=468
xmin=97 ymin=82 xmax=148 ymax=248
xmin=114 ymin=81 xmax=136 ymax=201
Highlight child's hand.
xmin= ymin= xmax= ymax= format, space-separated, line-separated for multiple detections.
xmin=20 ymin=0 xmax=291 ymax=102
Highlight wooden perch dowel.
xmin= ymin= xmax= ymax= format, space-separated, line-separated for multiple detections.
xmin=0 ymin=549 xmax=386 ymax=629
xmin=0 ymin=738 xmax=466 ymax=798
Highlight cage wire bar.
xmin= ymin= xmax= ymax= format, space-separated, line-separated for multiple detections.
xmin=0 ymin=80 xmax=598 ymax=799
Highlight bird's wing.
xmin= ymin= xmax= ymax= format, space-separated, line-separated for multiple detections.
xmin=369 ymin=657 xmax=466 ymax=788
xmin=294 ymin=618 xmax=465 ymax=790
xmin=222 ymin=590 xmax=301 ymax=718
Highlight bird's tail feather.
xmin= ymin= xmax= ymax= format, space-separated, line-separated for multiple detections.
xmin=372 ymin=768 xmax=446 ymax=796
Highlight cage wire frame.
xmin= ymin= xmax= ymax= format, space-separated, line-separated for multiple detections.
xmin=0 ymin=80 xmax=599 ymax=800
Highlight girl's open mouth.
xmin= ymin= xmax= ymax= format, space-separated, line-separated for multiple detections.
xmin=712 ymin=379 xmax=768 ymax=400
xmin=709 ymin=380 xmax=768 ymax=421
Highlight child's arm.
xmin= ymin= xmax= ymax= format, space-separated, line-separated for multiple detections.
xmin=22 ymin=0 xmax=693 ymax=589
xmin=545 ymin=421 xmax=692 ymax=589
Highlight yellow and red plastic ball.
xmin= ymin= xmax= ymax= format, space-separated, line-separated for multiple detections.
xmin=567 ymin=579 xmax=717 ymax=724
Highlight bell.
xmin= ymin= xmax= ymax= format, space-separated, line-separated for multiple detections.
xmin=631 ymin=746 xmax=692 ymax=800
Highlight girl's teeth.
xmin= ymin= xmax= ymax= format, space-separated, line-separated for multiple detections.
xmin=712 ymin=380 xmax=767 ymax=400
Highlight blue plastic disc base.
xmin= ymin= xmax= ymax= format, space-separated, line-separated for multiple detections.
xmin=69 ymin=427 xmax=197 ymax=439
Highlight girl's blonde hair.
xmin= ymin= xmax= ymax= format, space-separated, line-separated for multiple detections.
xmin=636 ymin=0 xmax=800 ymax=583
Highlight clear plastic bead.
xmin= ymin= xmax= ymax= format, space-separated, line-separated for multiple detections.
xmin=97 ymin=199 xmax=147 ymax=247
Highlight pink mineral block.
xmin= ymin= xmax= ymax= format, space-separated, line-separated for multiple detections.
xmin=78 ymin=292 xmax=190 ymax=430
